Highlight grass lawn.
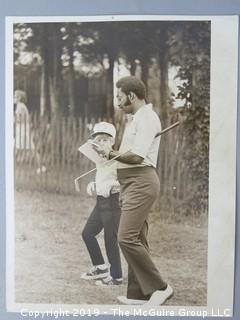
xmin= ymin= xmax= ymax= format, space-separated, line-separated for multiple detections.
xmin=14 ymin=190 xmax=207 ymax=306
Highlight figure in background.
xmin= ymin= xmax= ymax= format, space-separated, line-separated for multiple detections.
xmin=14 ymin=90 xmax=34 ymax=150
xmin=14 ymin=90 xmax=46 ymax=173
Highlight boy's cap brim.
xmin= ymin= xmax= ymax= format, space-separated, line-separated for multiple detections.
xmin=91 ymin=131 xmax=113 ymax=138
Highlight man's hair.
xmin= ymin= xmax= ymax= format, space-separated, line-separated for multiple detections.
xmin=116 ymin=76 xmax=146 ymax=100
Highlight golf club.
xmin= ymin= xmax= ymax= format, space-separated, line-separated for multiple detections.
xmin=74 ymin=121 xmax=180 ymax=192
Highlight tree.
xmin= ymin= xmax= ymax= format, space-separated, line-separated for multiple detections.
xmin=63 ymin=23 xmax=77 ymax=117
xmin=14 ymin=23 xmax=66 ymax=118
xmin=168 ymin=21 xmax=210 ymax=215
xmin=40 ymin=23 xmax=65 ymax=118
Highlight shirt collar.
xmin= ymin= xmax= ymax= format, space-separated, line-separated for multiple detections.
xmin=133 ymin=103 xmax=153 ymax=118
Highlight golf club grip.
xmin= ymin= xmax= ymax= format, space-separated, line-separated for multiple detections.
xmin=155 ymin=121 xmax=180 ymax=138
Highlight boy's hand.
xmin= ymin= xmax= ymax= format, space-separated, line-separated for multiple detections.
xmin=86 ymin=181 xmax=96 ymax=196
xmin=91 ymin=142 xmax=112 ymax=159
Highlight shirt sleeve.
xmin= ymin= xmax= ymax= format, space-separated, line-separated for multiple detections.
xmin=131 ymin=114 xmax=159 ymax=158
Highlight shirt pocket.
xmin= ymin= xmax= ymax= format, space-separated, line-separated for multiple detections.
xmin=124 ymin=122 xmax=137 ymax=146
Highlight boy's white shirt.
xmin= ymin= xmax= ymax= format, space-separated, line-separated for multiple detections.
xmin=78 ymin=140 xmax=120 ymax=197
xmin=95 ymin=162 xmax=120 ymax=197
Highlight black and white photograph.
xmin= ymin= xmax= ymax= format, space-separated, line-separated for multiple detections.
xmin=6 ymin=15 xmax=237 ymax=316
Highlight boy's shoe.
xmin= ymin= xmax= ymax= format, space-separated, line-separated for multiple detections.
xmin=81 ymin=266 xmax=109 ymax=280
xmin=95 ymin=276 xmax=123 ymax=286
xmin=36 ymin=165 xmax=47 ymax=174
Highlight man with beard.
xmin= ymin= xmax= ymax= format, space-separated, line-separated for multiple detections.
xmin=93 ymin=76 xmax=173 ymax=305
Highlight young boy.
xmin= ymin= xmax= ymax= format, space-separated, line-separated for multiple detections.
xmin=81 ymin=122 xmax=123 ymax=286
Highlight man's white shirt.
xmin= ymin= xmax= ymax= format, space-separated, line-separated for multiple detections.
xmin=118 ymin=103 xmax=161 ymax=169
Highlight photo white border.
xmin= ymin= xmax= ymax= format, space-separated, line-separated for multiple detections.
xmin=5 ymin=15 xmax=238 ymax=317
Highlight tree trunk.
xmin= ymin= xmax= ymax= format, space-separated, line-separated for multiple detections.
xmin=106 ymin=54 xmax=114 ymax=118
xmin=141 ymin=59 xmax=149 ymax=88
xmin=40 ymin=26 xmax=51 ymax=119
xmin=158 ymin=28 xmax=170 ymax=127
xmin=40 ymin=65 xmax=47 ymax=117
xmin=66 ymin=24 xmax=76 ymax=117
xmin=40 ymin=23 xmax=64 ymax=119
xmin=129 ymin=56 xmax=136 ymax=76
xmin=51 ymin=24 xmax=64 ymax=117
xmin=67 ymin=65 xmax=76 ymax=117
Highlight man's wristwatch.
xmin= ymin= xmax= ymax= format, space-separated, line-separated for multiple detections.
xmin=108 ymin=150 xmax=113 ymax=160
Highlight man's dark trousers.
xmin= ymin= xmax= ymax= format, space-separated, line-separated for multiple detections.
xmin=117 ymin=166 xmax=167 ymax=299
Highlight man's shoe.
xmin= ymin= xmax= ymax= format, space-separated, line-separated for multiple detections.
xmin=117 ymin=296 xmax=146 ymax=305
xmin=144 ymin=285 xmax=174 ymax=305
xmin=95 ymin=276 xmax=123 ymax=286
xmin=81 ymin=266 xmax=109 ymax=280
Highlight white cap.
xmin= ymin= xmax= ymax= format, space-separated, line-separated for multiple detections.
xmin=92 ymin=122 xmax=116 ymax=140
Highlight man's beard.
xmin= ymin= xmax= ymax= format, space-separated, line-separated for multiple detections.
xmin=118 ymin=96 xmax=132 ymax=113
xmin=124 ymin=96 xmax=131 ymax=107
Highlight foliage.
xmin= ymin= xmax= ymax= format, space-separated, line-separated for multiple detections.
xmin=168 ymin=21 xmax=210 ymax=215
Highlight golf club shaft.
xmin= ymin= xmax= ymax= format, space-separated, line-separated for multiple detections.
xmin=155 ymin=121 xmax=180 ymax=138
xmin=75 ymin=152 xmax=124 ymax=181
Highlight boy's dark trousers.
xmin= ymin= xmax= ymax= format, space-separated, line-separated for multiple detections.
xmin=82 ymin=193 xmax=122 ymax=279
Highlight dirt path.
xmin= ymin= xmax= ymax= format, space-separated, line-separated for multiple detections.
xmin=14 ymin=190 xmax=207 ymax=306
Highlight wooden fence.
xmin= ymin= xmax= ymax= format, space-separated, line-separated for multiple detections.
xmin=14 ymin=114 xmax=189 ymax=214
